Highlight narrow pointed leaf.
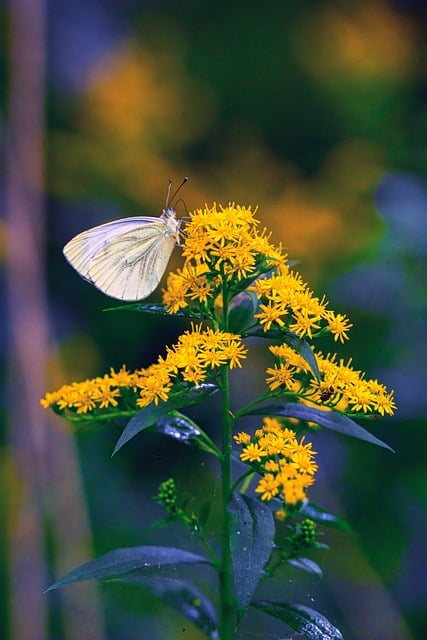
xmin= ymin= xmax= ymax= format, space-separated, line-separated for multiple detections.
xmin=155 ymin=411 xmax=221 ymax=457
xmin=46 ymin=546 xmax=209 ymax=591
xmin=113 ymin=383 xmax=218 ymax=455
xmin=287 ymin=557 xmax=323 ymax=578
xmin=277 ymin=331 xmax=321 ymax=382
xmin=253 ymin=601 xmax=344 ymax=640
xmin=117 ymin=576 xmax=219 ymax=639
xmin=247 ymin=403 xmax=393 ymax=451
xmin=247 ymin=328 xmax=321 ymax=381
xmin=229 ymin=494 xmax=275 ymax=614
xmin=284 ymin=336 xmax=321 ymax=382
xmin=104 ymin=302 xmax=207 ymax=319
xmin=300 ymin=502 xmax=352 ymax=532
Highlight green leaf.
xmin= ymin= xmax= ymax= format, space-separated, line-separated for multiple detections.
xmin=116 ymin=576 xmax=219 ymax=640
xmin=252 ymin=601 xmax=344 ymax=640
xmin=113 ymin=383 xmax=218 ymax=455
xmin=287 ymin=557 xmax=323 ymax=578
xmin=228 ymin=291 xmax=258 ymax=334
xmin=248 ymin=328 xmax=320 ymax=382
xmin=46 ymin=546 xmax=210 ymax=592
xmin=247 ymin=402 xmax=393 ymax=451
xmin=104 ymin=302 xmax=206 ymax=319
xmin=155 ymin=411 xmax=222 ymax=458
xmin=282 ymin=334 xmax=321 ymax=382
xmin=300 ymin=502 xmax=353 ymax=532
xmin=229 ymin=494 xmax=275 ymax=615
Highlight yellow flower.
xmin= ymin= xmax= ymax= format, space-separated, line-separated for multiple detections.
xmin=262 ymin=417 xmax=284 ymax=434
xmin=240 ymin=442 xmax=268 ymax=463
xmin=163 ymin=203 xmax=290 ymax=314
xmin=181 ymin=366 xmax=207 ymax=385
xmin=265 ymin=344 xmax=395 ymax=418
xmin=93 ymin=384 xmax=121 ymax=409
xmin=291 ymin=445 xmax=319 ymax=475
xmin=269 ymin=344 xmax=311 ymax=373
xmin=223 ymin=245 xmax=256 ymax=280
xmin=40 ymin=391 xmax=60 ymax=409
xmin=289 ymin=309 xmax=322 ymax=339
xmin=108 ymin=365 xmax=137 ymax=388
xmin=258 ymin=433 xmax=284 ymax=456
xmin=255 ymin=474 xmax=280 ymax=501
xmin=293 ymin=291 xmax=329 ymax=317
xmin=266 ymin=363 xmax=296 ymax=392
xmin=198 ymin=348 xmax=228 ymax=369
xmin=180 ymin=203 xmax=261 ymax=271
xmin=373 ymin=390 xmax=396 ymax=416
xmin=264 ymin=459 xmax=279 ymax=472
xmin=326 ymin=311 xmax=353 ymax=343
xmin=42 ymin=201 xmax=396 ymax=434
xmin=136 ymin=364 xmax=172 ymax=407
xmin=254 ymin=302 xmax=286 ymax=331
xmin=220 ymin=338 xmax=248 ymax=369
xmin=348 ymin=382 xmax=376 ymax=414
xmin=233 ymin=431 xmax=251 ymax=445
xmin=234 ymin=417 xmax=318 ymax=507
xmin=41 ymin=324 xmax=249 ymax=420
xmin=282 ymin=478 xmax=310 ymax=505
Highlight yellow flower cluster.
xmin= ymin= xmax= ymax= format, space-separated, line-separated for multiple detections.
xmin=163 ymin=202 xmax=351 ymax=347
xmin=162 ymin=203 xmax=286 ymax=314
xmin=266 ymin=343 xmax=396 ymax=416
xmin=40 ymin=365 xmax=142 ymax=419
xmin=137 ymin=324 xmax=247 ymax=407
xmin=234 ymin=417 xmax=318 ymax=507
xmin=41 ymin=326 xmax=247 ymax=420
xmin=251 ymin=272 xmax=352 ymax=343
xmin=42 ymin=202 xmax=396 ymax=430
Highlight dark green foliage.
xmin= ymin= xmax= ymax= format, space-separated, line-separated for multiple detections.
xmin=46 ymin=546 xmax=210 ymax=591
xmin=253 ymin=601 xmax=344 ymax=640
xmin=229 ymin=494 xmax=275 ymax=616
xmin=246 ymin=402 xmax=393 ymax=451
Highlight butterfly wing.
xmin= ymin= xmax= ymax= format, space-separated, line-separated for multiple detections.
xmin=63 ymin=217 xmax=163 ymax=280
xmin=64 ymin=216 xmax=179 ymax=300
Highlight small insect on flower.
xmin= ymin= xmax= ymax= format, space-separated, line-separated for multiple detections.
xmin=320 ymin=385 xmax=335 ymax=402
xmin=63 ymin=179 xmax=188 ymax=301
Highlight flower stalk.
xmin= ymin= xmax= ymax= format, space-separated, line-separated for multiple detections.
xmin=219 ymin=365 xmax=235 ymax=639
xmin=42 ymin=202 xmax=396 ymax=640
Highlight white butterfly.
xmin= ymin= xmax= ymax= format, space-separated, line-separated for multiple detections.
xmin=63 ymin=180 xmax=186 ymax=301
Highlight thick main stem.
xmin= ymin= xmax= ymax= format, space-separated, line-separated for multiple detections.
xmin=218 ymin=276 xmax=235 ymax=640
xmin=219 ymin=365 xmax=235 ymax=640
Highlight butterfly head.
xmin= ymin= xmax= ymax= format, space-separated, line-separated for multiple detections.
xmin=162 ymin=177 xmax=188 ymax=244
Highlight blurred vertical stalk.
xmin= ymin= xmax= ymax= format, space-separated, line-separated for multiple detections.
xmin=6 ymin=0 xmax=49 ymax=638
xmin=6 ymin=2 xmax=105 ymax=640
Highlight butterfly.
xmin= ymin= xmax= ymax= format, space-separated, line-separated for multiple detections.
xmin=63 ymin=179 xmax=187 ymax=301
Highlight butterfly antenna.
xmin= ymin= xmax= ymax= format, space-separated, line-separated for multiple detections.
xmin=165 ymin=179 xmax=173 ymax=208
xmin=168 ymin=177 xmax=189 ymax=207
xmin=174 ymin=198 xmax=189 ymax=217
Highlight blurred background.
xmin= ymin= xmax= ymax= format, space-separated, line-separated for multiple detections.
xmin=1 ymin=0 xmax=426 ymax=638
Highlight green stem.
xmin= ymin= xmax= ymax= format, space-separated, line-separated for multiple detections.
xmin=233 ymin=391 xmax=272 ymax=420
xmin=219 ymin=364 xmax=235 ymax=640
xmin=193 ymin=529 xmax=220 ymax=568
xmin=218 ymin=270 xmax=235 ymax=639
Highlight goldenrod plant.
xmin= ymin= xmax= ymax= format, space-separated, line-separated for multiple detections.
xmin=42 ymin=203 xmax=395 ymax=640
